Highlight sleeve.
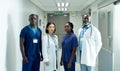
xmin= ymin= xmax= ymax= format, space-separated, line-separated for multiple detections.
xmin=20 ymin=28 xmax=26 ymax=39
xmin=72 ymin=35 xmax=78 ymax=48
xmin=95 ymin=29 xmax=102 ymax=55
xmin=76 ymin=30 xmax=81 ymax=63
xmin=39 ymin=28 xmax=42 ymax=36
xmin=42 ymin=36 xmax=49 ymax=62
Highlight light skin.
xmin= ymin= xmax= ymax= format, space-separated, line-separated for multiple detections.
xmin=60 ymin=23 xmax=77 ymax=69
xmin=20 ymin=15 xmax=43 ymax=64
xmin=45 ymin=23 xmax=55 ymax=66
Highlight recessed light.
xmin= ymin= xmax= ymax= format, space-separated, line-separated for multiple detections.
xmin=62 ymin=8 xmax=64 ymax=11
xmin=66 ymin=3 xmax=69 ymax=7
xmin=58 ymin=8 xmax=61 ymax=11
xmin=65 ymin=8 xmax=67 ymax=11
xmin=57 ymin=3 xmax=60 ymax=7
xmin=61 ymin=3 xmax=65 ymax=7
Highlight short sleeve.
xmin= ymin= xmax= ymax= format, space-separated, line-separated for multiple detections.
xmin=38 ymin=28 xmax=42 ymax=36
xmin=72 ymin=35 xmax=78 ymax=48
xmin=20 ymin=28 xmax=26 ymax=39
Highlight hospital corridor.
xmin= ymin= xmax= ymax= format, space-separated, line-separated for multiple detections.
xmin=1 ymin=0 xmax=120 ymax=71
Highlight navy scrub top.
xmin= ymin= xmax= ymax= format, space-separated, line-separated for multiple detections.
xmin=20 ymin=25 xmax=42 ymax=58
xmin=62 ymin=33 xmax=78 ymax=63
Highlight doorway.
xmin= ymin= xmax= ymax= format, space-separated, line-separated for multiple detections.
xmin=47 ymin=13 xmax=69 ymax=48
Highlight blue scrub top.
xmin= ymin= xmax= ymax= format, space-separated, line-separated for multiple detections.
xmin=62 ymin=33 xmax=78 ymax=63
xmin=20 ymin=25 xmax=42 ymax=59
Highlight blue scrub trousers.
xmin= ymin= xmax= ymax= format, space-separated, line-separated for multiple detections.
xmin=63 ymin=61 xmax=75 ymax=71
xmin=22 ymin=55 xmax=40 ymax=71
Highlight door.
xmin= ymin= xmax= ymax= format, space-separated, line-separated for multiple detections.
xmin=98 ymin=4 xmax=113 ymax=71
xmin=47 ymin=13 xmax=69 ymax=48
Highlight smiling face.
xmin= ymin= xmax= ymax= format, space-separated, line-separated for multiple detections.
xmin=47 ymin=23 xmax=56 ymax=35
xmin=83 ymin=14 xmax=89 ymax=25
xmin=64 ymin=23 xmax=72 ymax=33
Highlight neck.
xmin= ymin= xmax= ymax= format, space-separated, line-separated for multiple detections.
xmin=83 ymin=22 xmax=88 ymax=26
xmin=49 ymin=33 xmax=53 ymax=36
xmin=30 ymin=24 xmax=36 ymax=28
xmin=66 ymin=32 xmax=71 ymax=35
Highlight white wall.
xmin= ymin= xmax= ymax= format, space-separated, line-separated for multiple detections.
xmin=7 ymin=0 xmax=44 ymax=71
xmin=113 ymin=3 xmax=120 ymax=71
xmin=0 ymin=0 xmax=8 ymax=71
xmin=70 ymin=11 xmax=82 ymax=35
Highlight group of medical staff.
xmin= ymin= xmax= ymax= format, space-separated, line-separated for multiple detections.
xmin=20 ymin=14 xmax=102 ymax=71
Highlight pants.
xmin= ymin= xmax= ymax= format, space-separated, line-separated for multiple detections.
xmin=63 ymin=61 xmax=75 ymax=71
xmin=22 ymin=55 xmax=40 ymax=71
xmin=80 ymin=64 xmax=94 ymax=71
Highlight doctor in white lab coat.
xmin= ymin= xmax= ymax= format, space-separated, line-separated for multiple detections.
xmin=42 ymin=22 xmax=59 ymax=71
xmin=76 ymin=14 xmax=102 ymax=71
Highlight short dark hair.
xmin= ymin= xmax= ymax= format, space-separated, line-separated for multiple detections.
xmin=29 ymin=14 xmax=37 ymax=18
xmin=66 ymin=22 xmax=74 ymax=33
xmin=45 ymin=22 xmax=56 ymax=33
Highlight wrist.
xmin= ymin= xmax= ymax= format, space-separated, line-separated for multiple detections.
xmin=22 ymin=55 xmax=26 ymax=58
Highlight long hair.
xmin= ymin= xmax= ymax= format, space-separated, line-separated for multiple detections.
xmin=45 ymin=22 xmax=56 ymax=33
xmin=67 ymin=22 xmax=74 ymax=33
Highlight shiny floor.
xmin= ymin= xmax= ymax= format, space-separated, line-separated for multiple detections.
xmin=40 ymin=49 xmax=98 ymax=71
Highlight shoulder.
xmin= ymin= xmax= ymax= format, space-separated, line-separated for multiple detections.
xmin=70 ymin=33 xmax=77 ymax=40
xmin=37 ymin=27 xmax=42 ymax=32
xmin=62 ymin=34 xmax=66 ymax=38
xmin=54 ymin=35 xmax=58 ymax=39
xmin=92 ymin=26 xmax=100 ymax=33
xmin=20 ymin=25 xmax=29 ymax=33
xmin=91 ymin=26 xmax=101 ymax=36
xmin=22 ymin=25 xmax=29 ymax=30
xmin=71 ymin=33 xmax=77 ymax=37
xmin=43 ymin=35 xmax=48 ymax=39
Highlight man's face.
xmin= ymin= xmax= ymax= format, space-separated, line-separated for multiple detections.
xmin=83 ymin=15 xmax=89 ymax=25
xmin=29 ymin=15 xmax=37 ymax=26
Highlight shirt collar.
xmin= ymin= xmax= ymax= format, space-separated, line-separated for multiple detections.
xmin=28 ymin=25 xmax=37 ymax=30
xmin=83 ymin=22 xmax=91 ymax=28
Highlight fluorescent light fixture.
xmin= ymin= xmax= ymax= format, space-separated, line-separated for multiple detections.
xmin=57 ymin=3 xmax=69 ymax=11
xmin=58 ymin=8 xmax=61 ymax=11
xmin=61 ymin=3 xmax=64 ymax=7
xmin=65 ymin=3 xmax=69 ymax=7
xmin=65 ymin=8 xmax=67 ymax=11
xmin=57 ymin=3 xmax=60 ymax=7
xmin=61 ymin=8 xmax=64 ymax=11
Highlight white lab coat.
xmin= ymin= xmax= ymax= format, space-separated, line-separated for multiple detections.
xmin=42 ymin=34 xmax=59 ymax=71
xmin=76 ymin=25 xmax=102 ymax=66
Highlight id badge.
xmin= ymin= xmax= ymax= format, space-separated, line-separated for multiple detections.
xmin=33 ymin=38 xmax=38 ymax=43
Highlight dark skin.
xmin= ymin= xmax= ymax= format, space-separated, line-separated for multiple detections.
xmin=83 ymin=14 xmax=89 ymax=25
xmin=20 ymin=15 xmax=43 ymax=64
xmin=60 ymin=23 xmax=77 ymax=68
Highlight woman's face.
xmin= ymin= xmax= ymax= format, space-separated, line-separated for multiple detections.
xmin=47 ymin=24 xmax=55 ymax=34
xmin=64 ymin=23 xmax=71 ymax=33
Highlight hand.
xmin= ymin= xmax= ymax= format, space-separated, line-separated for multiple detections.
xmin=60 ymin=60 xmax=63 ymax=66
xmin=68 ymin=62 xmax=72 ymax=68
xmin=23 ymin=56 xmax=28 ymax=64
xmin=40 ymin=54 xmax=43 ymax=61
xmin=45 ymin=61 xmax=49 ymax=66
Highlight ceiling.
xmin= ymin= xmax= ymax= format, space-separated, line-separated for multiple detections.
xmin=30 ymin=0 xmax=96 ymax=11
